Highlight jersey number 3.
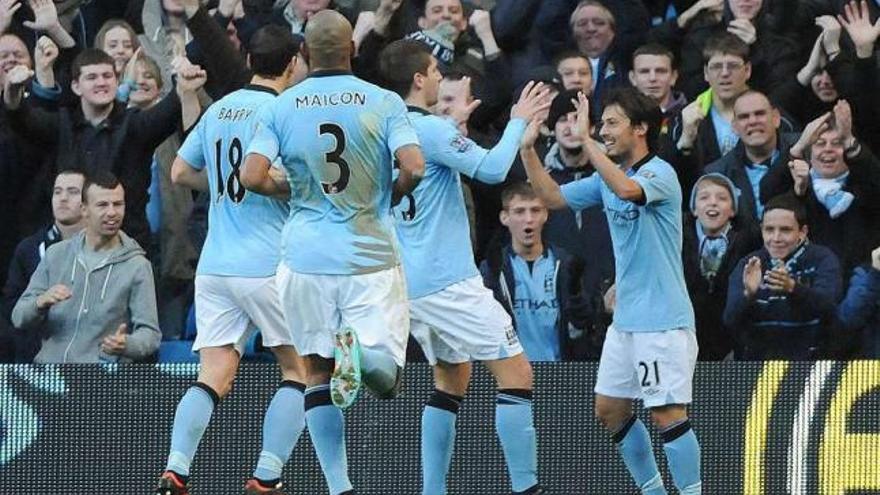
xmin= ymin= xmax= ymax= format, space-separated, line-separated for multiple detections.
xmin=319 ymin=123 xmax=350 ymax=194
xmin=214 ymin=137 xmax=246 ymax=203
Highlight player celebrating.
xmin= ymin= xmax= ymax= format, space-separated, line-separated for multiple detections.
xmin=378 ymin=39 xmax=551 ymax=495
xmin=156 ymin=26 xmax=308 ymax=495
xmin=521 ymin=87 xmax=701 ymax=495
xmin=241 ymin=11 xmax=425 ymax=495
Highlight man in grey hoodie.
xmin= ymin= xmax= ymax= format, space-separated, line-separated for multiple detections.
xmin=11 ymin=171 xmax=160 ymax=363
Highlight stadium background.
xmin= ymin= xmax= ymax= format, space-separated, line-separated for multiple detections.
xmin=1 ymin=361 xmax=877 ymax=494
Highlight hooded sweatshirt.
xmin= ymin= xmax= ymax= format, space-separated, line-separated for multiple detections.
xmin=11 ymin=231 xmax=160 ymax=363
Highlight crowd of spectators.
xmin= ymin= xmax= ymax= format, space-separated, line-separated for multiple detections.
xmin=1 ymin=0 xmax=879 ymax=363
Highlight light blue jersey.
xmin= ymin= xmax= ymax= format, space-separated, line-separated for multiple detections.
xmin=510 ymin=252 xmax=562 ymax=361
xmin=248 ymin=71 xmax=420 ymax=275
xmin=561 ymin=155 xmax=695 ymax=332
xmin=392 ymin=108 xmax=526 ymax=298
xmin=177 ymin=84 xmax=287 ymax=277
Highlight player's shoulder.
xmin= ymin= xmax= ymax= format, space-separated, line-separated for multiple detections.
xmin=636 ymin=155 xmax=677 ymax=180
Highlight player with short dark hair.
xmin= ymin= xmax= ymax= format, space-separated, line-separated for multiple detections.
xmin=154 ymin=25 xmax=308 ymax=495
xmin=521 ymin=86 xmax=702 ymax=494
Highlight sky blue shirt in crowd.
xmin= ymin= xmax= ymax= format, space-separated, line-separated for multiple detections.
xmin=560 ymin=155 xmax=695 ymax=332
xmin=248 ymin=71 xmax=420 ymax=275
xmin=510 ymin=251 xmax=562 ymax=361
xmin=177 ymin=84 xmax=287 ymax=278
xmin=393 ymin=108 xmax=526 ymax=298
xmin=710 ymin=107 xmax=739 ymax=156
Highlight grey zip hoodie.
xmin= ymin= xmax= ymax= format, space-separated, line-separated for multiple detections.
xmin=11 ymin=231 xmax=160 ymax=363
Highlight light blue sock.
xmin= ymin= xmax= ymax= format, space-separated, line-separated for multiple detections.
xmin=613 ymin=416 xmax=666 ymax=495
xmin=662 ymin=420 xmax=702 ymax=495
xmin=165 ymin=384 xmax=218 ymax=476
xmin=496 ymin=390 xmax=538 ymax=493
xmin=305 ymin=385 xmax=353 ymax=495
xmin=253 ymin=381 xmax=306 ymax=482
xmin=421 ymin=390 xmax=462 ymax=495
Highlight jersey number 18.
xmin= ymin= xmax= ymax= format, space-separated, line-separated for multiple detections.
xmin=213 ymin=137 xmax=246 ymax=203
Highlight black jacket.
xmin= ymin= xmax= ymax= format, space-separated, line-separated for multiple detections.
xmin=703 ymin=132 xmax=799 ymax=229
xmin=480 ymin=243 xmax=599 ymax=361
xmin=682 ymin=217 xmax=762 ymax=360
xmin=8 ymin=94 xmax=182 ymax=250
xmin=1 ymin=224 xmax=65 ymax=363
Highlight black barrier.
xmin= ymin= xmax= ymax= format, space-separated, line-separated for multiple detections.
xmin=0 ymin=362 xmax=878 ymax=494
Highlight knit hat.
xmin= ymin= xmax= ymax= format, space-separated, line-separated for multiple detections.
xmin=689 ymin=172 xmax=740 ymax=215
xmin=547 ymin=89 xmax=581 ymax=130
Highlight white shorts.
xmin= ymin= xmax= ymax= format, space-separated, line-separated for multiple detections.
xmin=594 ymin=326 xmax=698 ymax=408
xmin=410 ymin=276 xmax=522 ymax=365
xmin=193 ymin=274 xmax=293 ymax=354
xmin=276 ymin=262 xmax=409 ymax=367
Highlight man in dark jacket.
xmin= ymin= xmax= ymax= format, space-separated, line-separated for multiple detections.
xmin=3 ymin=48 xmax=192 ymax=251
xmin=704 ymin=90 xmax=798 ymax=230
xmin=724 ymin=193 xmax=842 ymax=360
xmin=481 ymin=182 xmax=596 ymax=361
xmin=682 ymin=173 xmax=761 ymax=360
xmin=1 ymin=169 xmax=86 ymax=363
xmin=837 ymin=246 xmax=880 ymax=358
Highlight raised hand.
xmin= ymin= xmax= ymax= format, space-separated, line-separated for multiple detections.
xmin=743 ymin=257 xmax=763 ymax=297
xmin=833 ymin=99 xmax=855 ymax=148
xmin=34 ymin=35 xmax=58 ymax=71
xmin=788 ymin=159 xmax=811 ymax=196
xmin=22 ymin=0 xmax=59 ymax=32
xmin=816 ymin=15 xmax=842 ymax=56
xmin=791 ymin=111 xmax=832 ymax=159
xmin=0 ymin=0 xmax=22 ymax=35
xmin=510 ymin=80 xmax=552 ymax=122
xmin=520 ymin=116 xmax=543 ymax=149
xmin=839 ymin=0 xmax=880 ymax=58
xmin=36 ymin=284 xmax=71 ymax=310
xmin=469 ymin=9 xmax=493 ymax=39
xmin=727 ymin=18 xmax=757 ymax=45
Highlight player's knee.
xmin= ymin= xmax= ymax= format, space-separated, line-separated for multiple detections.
xmin=595 ymin=401 xmax=629 ymax=431
xmin=366 ymin=366 xmax=403 ymax=400
xmin=649 ymin=405 xmax=688 ymax=429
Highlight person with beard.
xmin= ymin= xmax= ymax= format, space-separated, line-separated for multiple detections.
xmin=523 ymin=87 xmax=702 ymax=495
xmin=724 ymin=193 xmax=842 ymax=360
xmin=11 ymin=171 xmax=160 ymax=363
xmin=540 ymin=89 xmax=614 ymax=311
xmin=682 ymin=173 xmax=761 ymax=360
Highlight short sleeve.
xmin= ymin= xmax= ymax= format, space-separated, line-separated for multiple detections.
xmin=176 ymin=119 xmax=206 ymax=170
xmin=631 ymin=160 xmax=679 ymax=206
xmin=561 ymin=174 xmax=603 ymax=211
xmin=246 ymin=105 xmax=280 ymax=161
xmin=384 ymin=93 xmax=420 ymax=154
